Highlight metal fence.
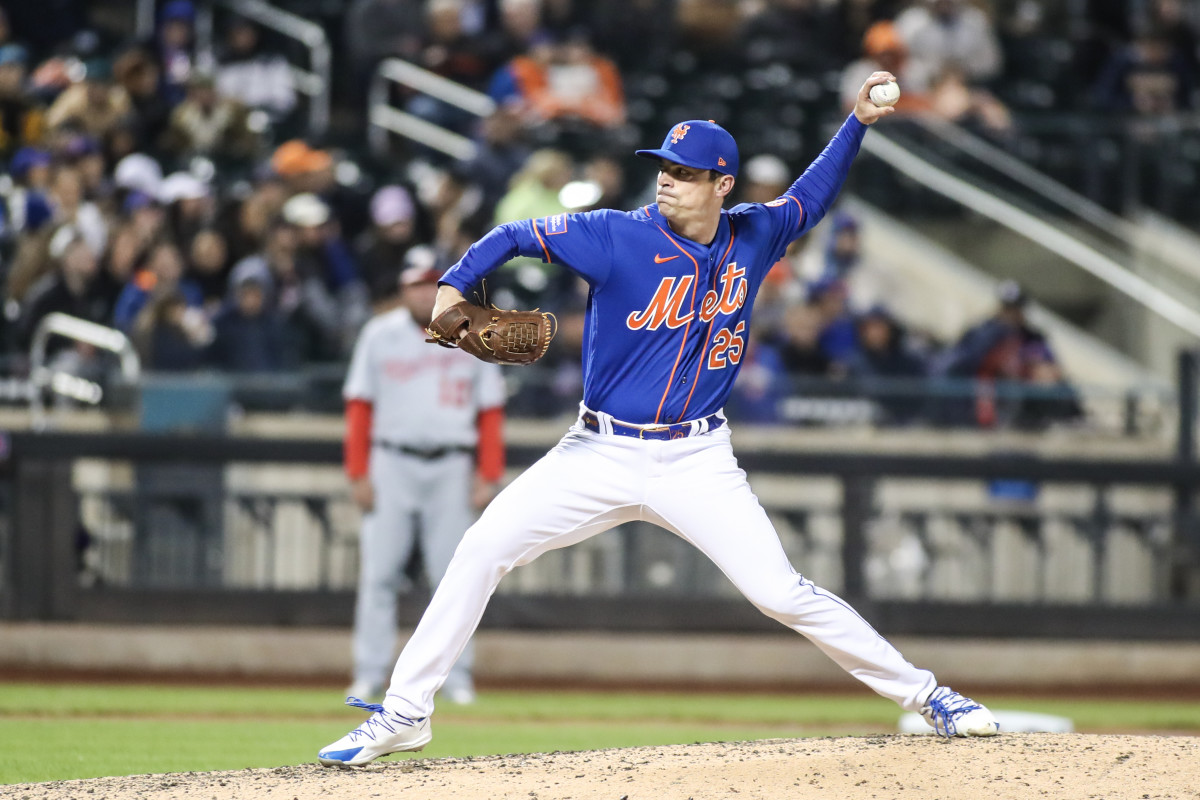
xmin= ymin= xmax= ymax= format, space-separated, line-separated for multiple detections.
xmin=3 ymin=431 xmax=1198 ymax=639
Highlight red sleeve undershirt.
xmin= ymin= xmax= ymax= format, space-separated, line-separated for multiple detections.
xmin=344 ymin=399 xmax=506 ymax=483
xmin=476 ymin=406 xmax=505 ymax=483
xmin=344 ymin=398 xmax=373 ymax=480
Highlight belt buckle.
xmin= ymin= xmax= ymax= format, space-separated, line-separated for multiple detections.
xmin=638 ymin=424 xmax=668 ymax=440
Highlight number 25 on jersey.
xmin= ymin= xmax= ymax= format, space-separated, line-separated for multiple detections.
xmin=707 ymin=321 xmax=746 ymax=370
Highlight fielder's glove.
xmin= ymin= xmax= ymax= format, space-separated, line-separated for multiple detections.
xmin=425 ymin=300 xmax=557 ymax=365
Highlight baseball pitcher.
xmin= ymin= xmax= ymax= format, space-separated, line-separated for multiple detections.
xmin=320 ymin=72 xmax=997 ymax=768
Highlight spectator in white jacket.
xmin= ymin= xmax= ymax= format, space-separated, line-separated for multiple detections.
xmin=215 ymin=17 xmax=296 ymax=121
xmin=894 ymin=0 xmax=1003 ymax=86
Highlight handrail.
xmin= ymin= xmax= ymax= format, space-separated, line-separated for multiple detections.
xmin=196 ymin=0 xmax=331 ymax=135
xmin=912 ymin=116 xmax=1140 ymax=243
xmin=30 ymin=314 xmax=141 ymax=431
xmin=368 ymin=58 xmax=497 ymax=159
xmin=861 ymin=132 xmax=1200 ymax=340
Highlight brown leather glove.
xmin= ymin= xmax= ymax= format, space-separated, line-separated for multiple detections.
xmin=426 ymin=300 xmax=557 ymax=365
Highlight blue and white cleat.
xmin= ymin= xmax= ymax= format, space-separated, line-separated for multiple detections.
xmin=317 ymin=697 xmax=432 ymax=767
xmin=920 ymin=686 xmax=1000 ymax=737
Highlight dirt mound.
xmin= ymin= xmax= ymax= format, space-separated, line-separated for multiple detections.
xmin=13 ymin=734 xmax=1199 ymax=800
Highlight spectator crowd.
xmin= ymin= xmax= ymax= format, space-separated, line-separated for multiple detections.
xmin=1 ymin=0 xmax=1193 ymax=428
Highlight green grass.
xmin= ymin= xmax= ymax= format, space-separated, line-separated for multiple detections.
xmin=1 ymin=683 xmax=1198 ymax=785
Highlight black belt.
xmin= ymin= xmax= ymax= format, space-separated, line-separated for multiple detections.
xmin=580 ymin=411 xmax=724 ymax=440
xmin=373 ymin=441 xmax=474 ymax=460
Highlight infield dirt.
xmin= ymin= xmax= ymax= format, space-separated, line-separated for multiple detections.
xmin=10 ymin=733 xmax=1199 ymax=800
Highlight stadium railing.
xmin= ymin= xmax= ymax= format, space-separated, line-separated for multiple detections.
xmin=2 ymin=425 xmax=1198 ymax=639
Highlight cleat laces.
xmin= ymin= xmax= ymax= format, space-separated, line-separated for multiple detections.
xmin=343 ymin=696 xmax=425 ymax=743
xmin=923 ymin=688 xmax=982 ymax=737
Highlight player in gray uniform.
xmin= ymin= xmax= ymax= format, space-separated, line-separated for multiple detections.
xmin=343 ymin=260 xmax=507 ymax=704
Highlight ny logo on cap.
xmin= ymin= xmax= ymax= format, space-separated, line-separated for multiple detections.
xmin=670 ymin=124 xmax=691 ymax=144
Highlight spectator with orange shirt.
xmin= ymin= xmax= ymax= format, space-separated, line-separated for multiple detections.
xmin=488 ymin=30 xmax=625 ymax=130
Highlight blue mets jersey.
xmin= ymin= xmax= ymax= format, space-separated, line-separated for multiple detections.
xmin=440 ymin=114 xmax=869 ymax=425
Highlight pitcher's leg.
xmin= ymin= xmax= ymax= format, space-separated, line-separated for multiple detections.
xmin=649 ymin=435 xmax=935 ymax=711
xmin=385 ymin=433 xmax=641 ymax=718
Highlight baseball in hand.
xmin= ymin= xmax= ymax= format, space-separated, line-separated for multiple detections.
xmin=869 ymin=80 xmax=901 ymax=108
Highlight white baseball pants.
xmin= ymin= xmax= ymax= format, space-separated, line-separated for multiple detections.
xmin=383 ymin=423 xmax=936 ymax=718
xmin=354 ymin=449 xmax=475 ymax=695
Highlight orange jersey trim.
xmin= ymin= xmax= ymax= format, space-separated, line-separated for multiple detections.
xmin=787 ymin=194 xmax=804 ymax=228
xmin=651 ymin=224 xmax=700 ymax=424
xmin=679 ymin=226 xmax=736 ymax=420
xmin=531 ymin=219 xmax=553 ymax=263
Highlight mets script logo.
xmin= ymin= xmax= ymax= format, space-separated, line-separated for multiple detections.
xmin=670 ymin=124 xmax=691 ymax=144
xmin=626 ymin=262 xmax=748 ymax=330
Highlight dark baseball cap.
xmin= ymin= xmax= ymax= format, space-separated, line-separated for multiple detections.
xmin=636 ymin=119 xmax=740 ymax=177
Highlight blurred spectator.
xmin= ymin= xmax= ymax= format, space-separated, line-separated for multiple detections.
xmin=225 ymin=173 xmax=286 ymax=262
xmin=894 ymin=0 xmax=1004 ymax=86
xmin=1011 ymin=339 xmax=1084 ymax=430
xmin=739 ymin=154 xmax=790 ymax=205
xmin=284 ymin=192 xmax=370 ymax=354
xmin=187 ymin=227 xmax=231 ymax=310
xmin=935 ymin=281 xmax=1078 ymax=428
xmin=420 ymin=0 xmax=495 ymax=89
xmin=488 ymin=0 xmax=551 ymax=64
xmin=113 ymin=152 xmax=163 ymax=200
xmin=113 ymin=240 xmax=202 ymax=331
xmin=489 ymin=31 xmax=625 ymax=130
xmin=769 ymin=303 xmax=833 ymax=377
xmin=270 ymin=139 xmax=367 ymax=238
xmin=121 ymin=189 xmax=166 ymax=249
xmin=48 ymin=164 xmax=106 ymax=256
xmin=207 ymin=271 xmax=284 ymax=371
xmin=0 ymin=44 xmax=45 ymax=159
xmin=845 ymin=305 xmax=928 ymax=424
xmin=159 ymin=170 xmax=213 ymax=245
xmin=94 ymin=222 xmax=146 ymax=314
xmin=131 ymin=290 xmax=209 ymax=371
xmin=1092 ymin=26 xmax=1195 ymax=114
xmin=61 ymin=133 xmax=107 ymax=202
xmin=4 ymin=146 xmax=53 ymax=236
xmin=823 ymin=211 xmax=860 ymax=280
xmin=271 ymin=139 xmax=332 ymax=191
xmin=162 ymin=73 xmax=258 ymax=162
xmin=356 ymin=185 xmax=419 ymax=303
xmin=229 ymin=220 xmax=343 ymax=364
xmin=112 ymin=47 xmax=170 ymax=150
xmin=215 ymin=17 xmax=296 ymax=122
xmin=155 ymin=0 xmax=205 ymax=107
xmin=17 ymin=225 xmax=107 ymax=350
xmin=808 ymin=276 xmax=858 ymax=367
xmin=45 ymin=59 xmax=131 ymax=140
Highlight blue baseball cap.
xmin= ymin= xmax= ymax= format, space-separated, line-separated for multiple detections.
xmin=636 ymin=119 xmax=740 ymax=177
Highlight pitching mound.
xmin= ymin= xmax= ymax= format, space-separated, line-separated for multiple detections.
xmin=13 ymin=733 xmax=1199 ymax=799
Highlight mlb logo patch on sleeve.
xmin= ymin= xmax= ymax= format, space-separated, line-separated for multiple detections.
xmin=544 ymin=214 xmax=568 ymax=235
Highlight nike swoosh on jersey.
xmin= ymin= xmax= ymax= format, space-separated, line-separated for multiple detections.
xmin=654 ymin=254 xmax=680 ymax=264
